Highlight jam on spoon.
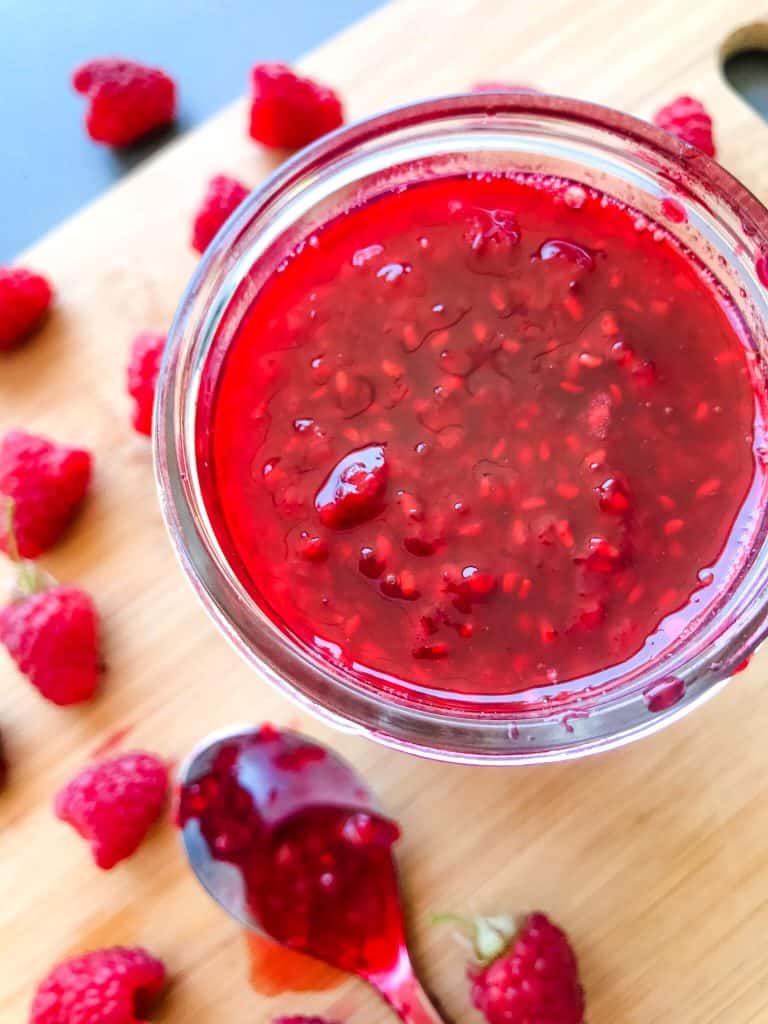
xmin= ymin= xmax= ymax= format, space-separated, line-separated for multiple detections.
xmin=177 ymin=724 xmax=447 ymax=1023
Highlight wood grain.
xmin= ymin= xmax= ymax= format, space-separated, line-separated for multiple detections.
xmin=3 ymin=1 xmax=768 ymax=1021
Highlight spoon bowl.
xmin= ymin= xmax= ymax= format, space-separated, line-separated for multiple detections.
xmin=178 ymin=723 xmax=448 ymax=1023
xmin=179 ymin=723 xmax=379 ymax=932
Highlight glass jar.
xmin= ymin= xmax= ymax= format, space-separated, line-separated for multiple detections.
xmin=155 ymin=93 xmax=768 ymax=764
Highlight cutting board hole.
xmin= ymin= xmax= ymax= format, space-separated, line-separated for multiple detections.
xmin=722 ymin=23 xmax=768 ymax=121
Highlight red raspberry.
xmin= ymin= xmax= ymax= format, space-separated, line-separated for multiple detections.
xmin=72 ymin=58 xmax=176 ymax=147
xmin=0 ymin=267 xmax=53 ymax=351
xmin=54 ymin=751 xmax=168 ymax=868
xmin=0 ymin=728 xmax=7 ymax=791
xmin=472 ymin=82 xmax=540 ymax=93
xmin=444 ymin=912 xmax=585 ymax=1024
xmin=249 ymin=62 xmax=343 ymax=149
xmin=126 ymin=332 xmax=165 ymax=436
xmin=0 ymin=579 xmax=101 ymax=706
xmin=0 ymin=429 xmax=92 ymax=558
xmin=192 ymin=174 xmax=250 ymax=254
xmin=653 ymin=96 xmax=715 ymax=157
xmin=273 ymin=1018 xmax=339 ymax=1024
xmin=30 ymin=946 xmax=166 ymax=1024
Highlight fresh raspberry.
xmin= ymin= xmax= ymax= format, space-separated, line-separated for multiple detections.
xmin=472 ymin=82 xmax=540 ymax=93
xmin=0 ymin=429 xmax=92 ymax=558
xmin=72 ymin=58 xmax=176 ymax=147
xmin=0 ymin=577 xmax=101 ymax=706
xmin=29 ymin=946 xmax=166 ymax=1024
xmin=0 ymin=267 xmax=54 ymax=351
xmin=273 ymin=1018 xmax=339 ymax=1024
xmin=0 ymin=728 xmax=7 ymax=791
xmin=653 ymin=96 xmax=716 ymax=157
xmin=445 ymin=912 xmax=584 ymax=1024
xmin=126 ymin=332 xmax=165 ymax=436
xmin=248 ymin=62 xmax=344 ymax=149
xmin=192 ymin=174 xmax=250 ymax=254
xmin=54 ymin=751 xmax=168 ymax=869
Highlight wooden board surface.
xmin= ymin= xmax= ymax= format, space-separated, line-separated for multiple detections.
xmin=3 ymin=1 xmax=768 ymax=1021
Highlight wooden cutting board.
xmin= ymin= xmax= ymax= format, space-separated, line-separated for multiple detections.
xmin=3 ymin=1 xmax=768 ymax=1021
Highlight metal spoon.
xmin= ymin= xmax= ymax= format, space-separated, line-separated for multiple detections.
xmin=178 ymin=724 xmax=448 ymax=1024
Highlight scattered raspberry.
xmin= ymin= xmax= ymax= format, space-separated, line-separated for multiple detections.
xmin=0 ymin=728 xmax=7 ymax=791
xmin=443 ymin=911 xmax=585 ymax=1024
xmin=29 ymin=946 xmax=166 ymax=1024
xmin=273 ymin=1018 xmax=338 ymax=1024
xmin=0 ymin=573 xmax=101 ymax=706
xmin=127 ymin=332 xmax=165 ymax=436
xmin=72 ymin=58 xmax=176 ymax=146
xmin=192 ymin=174 xmax=250 ymax=254
xmin=0 ymin=432 xmax=92 ymax=561
xmin=248 ymin=62 xmax=343 ymax=149
xmin=756 ymin=249 xmax=768 ymax=288
xmin=653 ymin=96 xmax=715 ymax=157
xmin=0 ymin=429 xmax=92 ymax=558
xmin=54 ymin=751 xmax=168 ymax=868
xmin=0 ymin=267 xmax=54 ymax=351
xmin=472 ymin=82 xmax=540 ymax=93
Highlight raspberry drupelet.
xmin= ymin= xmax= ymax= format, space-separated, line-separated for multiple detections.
xmin=54 ymin=751 xmax=169 ymax=868
xmin=439 ymin=911 xmax=585 ymax=1024
xmin=126 ymin=331 xmax=165 ymax=436
xmin=0 ymin=429 xmax=92 ymax=559
xmin=72 ymin=57 xmax=176 ymax=146
xmin=0 ymin=267 xmax=53 ymax=350
xmin=248 ymin=62 xmax=343 ymax=149
xmin=0 ymin=579 xmax=101 ymax=706
xmin=192 ymin=174 xmax=250 ymax=254
xmin=653 ymin=95 xmax=716 ymax=157
xmin=29 ymin=946 xmax=166 ymax=1024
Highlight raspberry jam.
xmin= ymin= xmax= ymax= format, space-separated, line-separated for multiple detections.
xmin=177 ymin=727 xmax=404 ymax=976
xmin=244 ymin=931 xmax=345 ymax=996
xmin=201 ymin=174 xmax=764 ymax=702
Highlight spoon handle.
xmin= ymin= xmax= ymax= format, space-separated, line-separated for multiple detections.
xmin=375 ymin=965 xmax=449 ymax=1024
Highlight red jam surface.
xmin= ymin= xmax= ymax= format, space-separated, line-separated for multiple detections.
xmin=202 ymin=174 xmax=763 ymax=700
xmin=178 ymin=729 xmax=404 ymax=976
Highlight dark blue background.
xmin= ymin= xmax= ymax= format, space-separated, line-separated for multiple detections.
xmin=1 ymin=0 xmax=379 ymax=260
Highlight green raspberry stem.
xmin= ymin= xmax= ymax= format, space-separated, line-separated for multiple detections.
xmin=3 ymin=496 xmax=50 ymax=597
